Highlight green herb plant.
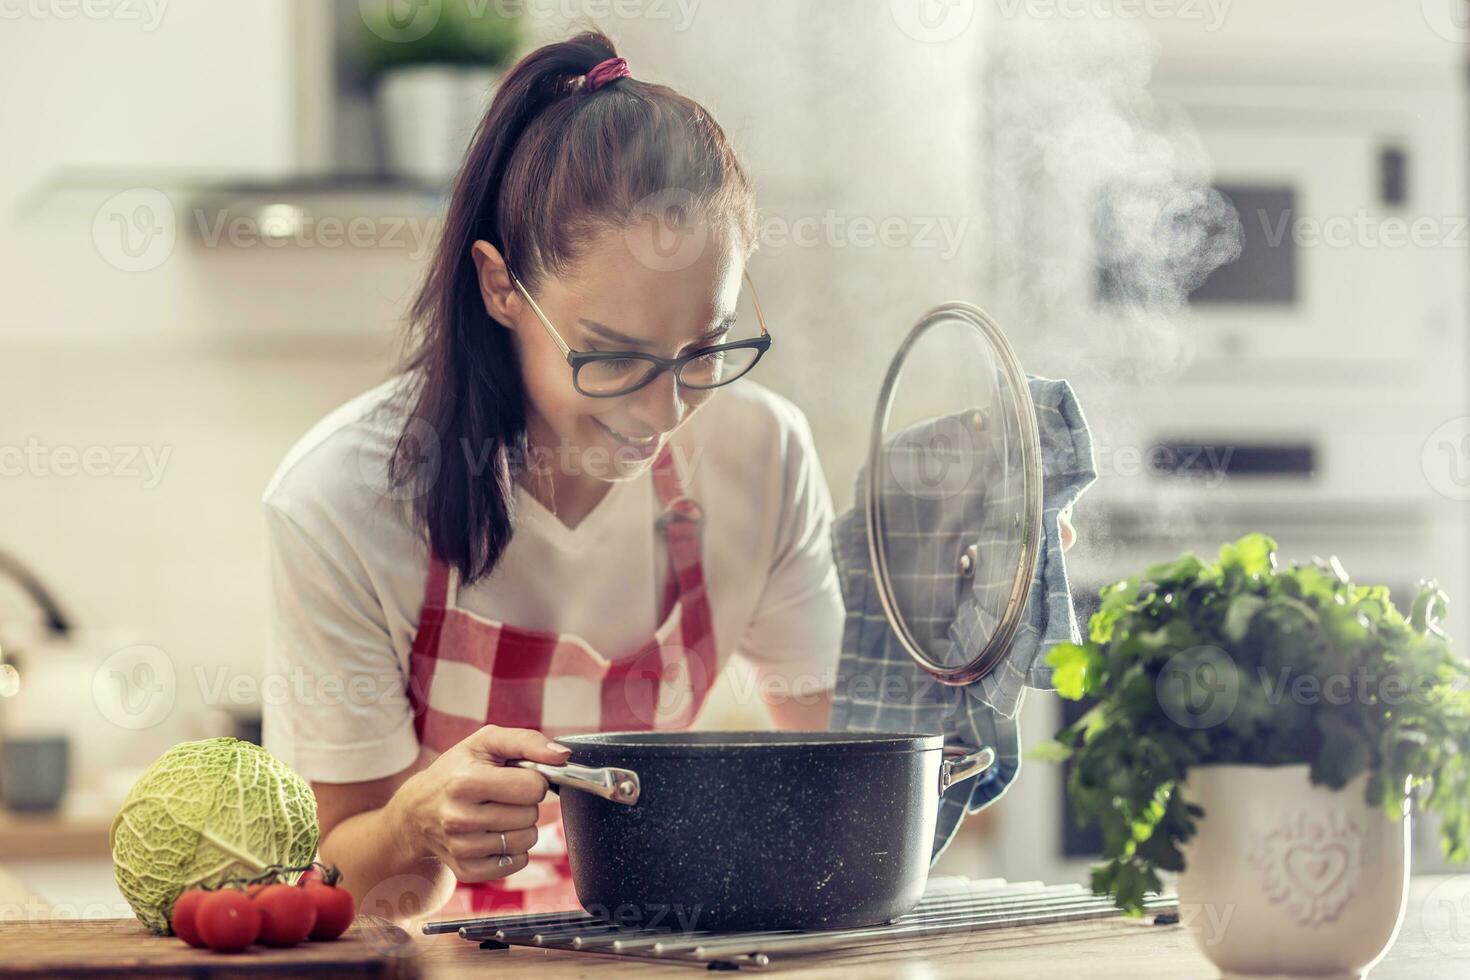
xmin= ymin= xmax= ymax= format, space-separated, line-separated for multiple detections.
xmin=1040 ymin=534 xmax=1470 ymax=913
xmin=355 ymin=0 xmax=521 ymax=79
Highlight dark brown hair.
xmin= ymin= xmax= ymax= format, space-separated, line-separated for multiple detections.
xmin=391 ymin=31 xmax=756 ymax=585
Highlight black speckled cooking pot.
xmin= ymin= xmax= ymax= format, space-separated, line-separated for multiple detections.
xmin=515 ymin=730 xmax=993 ymax=932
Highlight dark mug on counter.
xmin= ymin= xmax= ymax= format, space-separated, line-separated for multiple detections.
xmin=0 ymin=735 xmax=70 ymax=812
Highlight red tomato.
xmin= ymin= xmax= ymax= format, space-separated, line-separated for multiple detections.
xmin=302 ymin=881 xmax=355 ymax=941
xmin=169 ymin=889 xmax=210 ymax=948
xmin=196 ymin=889 xmax=261 ymax=953
xmin=253 ymin=883 xmax=317 ymax=948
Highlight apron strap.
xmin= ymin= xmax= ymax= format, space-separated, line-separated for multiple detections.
xmin=652 ymin=446 xmax=705 ymax=597
xmin=650 ymin=444 xmax=685 ymax=506
xmin=408 ymin=557 xmax=452 ymax=739
xmin=422 ymin=557 xmax=451 ymax=612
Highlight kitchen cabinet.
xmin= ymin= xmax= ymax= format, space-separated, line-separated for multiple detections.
xmin=2 ymin=3 xmax=316 ymax=183
xmin=1146 ymin=75 xmax=1465 ymax=379
xmin=1145 ymin=1 xmax=1463 ymax=74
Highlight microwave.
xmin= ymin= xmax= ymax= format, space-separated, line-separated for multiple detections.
xmin=1128 ymin=72 xmax=1465 ymax=384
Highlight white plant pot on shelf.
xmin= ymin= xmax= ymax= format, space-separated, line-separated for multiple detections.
xmin=375 ymin=64 xmax=501 ymax=186
xmin=1178 ymin=764 xmax=1410 ymax=980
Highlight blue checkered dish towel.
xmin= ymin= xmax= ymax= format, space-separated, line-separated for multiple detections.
xmin=829 ymin=376 xmax=1097 ymax=862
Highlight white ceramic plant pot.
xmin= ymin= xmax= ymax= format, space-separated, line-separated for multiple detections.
xmin=376 ymin=64 xmax=500 ymax=185
xmin=1177 ymin=764 xmax=1410 ymax=979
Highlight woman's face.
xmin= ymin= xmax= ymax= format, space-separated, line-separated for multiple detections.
xmin=478 ymin=219 xmax=745 ymax=483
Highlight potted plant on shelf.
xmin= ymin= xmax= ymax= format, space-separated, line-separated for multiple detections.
xmin=355 ymin=0 xmax=522 ymax=185
xmin=1042 ymin=534 xmax=1470 ymax=979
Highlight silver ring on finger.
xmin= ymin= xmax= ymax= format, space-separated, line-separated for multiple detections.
xmin=499 ymin=831 xmax=507 ymax=854
xmin=498 ymin=854 xmax=514 ymax=868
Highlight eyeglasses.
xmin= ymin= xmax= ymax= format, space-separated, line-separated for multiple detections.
xmin=508 ymin=269 xmax=772 ymax=398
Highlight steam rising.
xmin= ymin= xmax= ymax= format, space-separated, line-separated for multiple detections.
xmin=982 ymin=21 xmax=1242 ymax=381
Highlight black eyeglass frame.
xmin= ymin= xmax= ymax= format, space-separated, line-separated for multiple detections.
xmin=508 ymin=269 xmax=773 ymax=399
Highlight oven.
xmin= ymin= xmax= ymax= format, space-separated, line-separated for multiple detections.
xmin=983 ymin=63 xmax=1470 ymax=885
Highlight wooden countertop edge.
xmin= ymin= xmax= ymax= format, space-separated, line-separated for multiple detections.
xmin=0 ymin=810 xmax=113 ymax=861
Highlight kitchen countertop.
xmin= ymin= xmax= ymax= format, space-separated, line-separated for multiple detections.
xmin=413 ymin=874 xmax=1470 ymax=978
xmin=0 ymin=808 xmax=112 ymax=861
xmin=2 ymin=876 xmax=1466 ymax=976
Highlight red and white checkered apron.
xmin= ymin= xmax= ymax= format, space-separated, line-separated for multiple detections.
xmin=406 ymin=446 xmax=718 ymax=915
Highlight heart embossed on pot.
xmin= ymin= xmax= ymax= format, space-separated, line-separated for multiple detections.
xmin=1250 ymin=811 xmax=1365 ymax=926
xmin=1284 ymin=842 xmax=1350 ymax=898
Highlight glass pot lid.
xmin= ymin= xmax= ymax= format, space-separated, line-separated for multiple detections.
xmin=864 ymin=302 xmax=1043 ymax=687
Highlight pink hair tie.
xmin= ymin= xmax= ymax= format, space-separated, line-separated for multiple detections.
xmin=585 ymin=56 xmax=631 ymax=92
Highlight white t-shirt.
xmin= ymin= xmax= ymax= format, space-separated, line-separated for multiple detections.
xmin=261 ymin=376 xmax=844 ymax=783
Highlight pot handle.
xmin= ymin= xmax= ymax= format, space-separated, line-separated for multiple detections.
xmin=512 ymin=760 xmax=641 ymax=806
xmin=939 ymin=746 xmax=996 ymax=796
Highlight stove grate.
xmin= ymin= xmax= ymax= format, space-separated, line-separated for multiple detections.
xmin=425 ymin=877 xmax=1178 ymax=971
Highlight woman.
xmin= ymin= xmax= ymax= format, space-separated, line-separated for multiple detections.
xmin=261 ymin=32 xmax=842 ymax=920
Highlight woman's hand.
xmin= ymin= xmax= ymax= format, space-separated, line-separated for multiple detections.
xmin=1059 ymin=510 xmax=1078 ymax=552
xmin=389 ymin=725 xmax=570 ymax=882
